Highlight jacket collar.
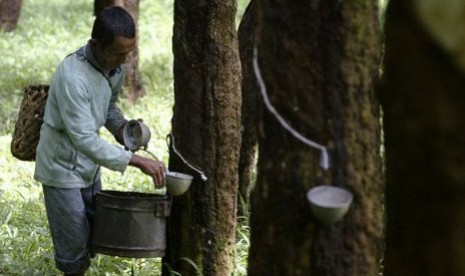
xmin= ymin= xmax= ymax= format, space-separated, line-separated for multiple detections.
xmin=76 ymin=42 xmax=120 ymax=78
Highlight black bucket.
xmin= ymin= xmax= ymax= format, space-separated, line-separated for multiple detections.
xmin=90 ymin=190 xmax=171 ymax=258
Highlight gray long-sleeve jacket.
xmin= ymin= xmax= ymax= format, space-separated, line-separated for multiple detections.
xmin=34 ymin=43 xmax=133 ymax=188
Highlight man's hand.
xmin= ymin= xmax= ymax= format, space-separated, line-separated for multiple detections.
xmin=129 ymin=154 xmax=166 ymax=189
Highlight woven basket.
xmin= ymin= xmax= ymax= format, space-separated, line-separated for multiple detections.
xmin=10 ymin=84 xmax=49 ymax=161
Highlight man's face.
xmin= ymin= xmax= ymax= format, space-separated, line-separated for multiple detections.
xmin=92 ymin=35 xmax=136 ymax=70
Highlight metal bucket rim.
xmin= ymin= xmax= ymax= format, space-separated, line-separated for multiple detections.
xmin=96 ymin=190 xmax=169 ymax=200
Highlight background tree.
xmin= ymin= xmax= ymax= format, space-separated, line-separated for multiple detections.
xmin=94 ymin=0 xmax=123 ymax=15
xmin=382 ymin=0 xmax=465 ymax=274
xmin=247 ymin=0 xmax=384 ymax=275
xmin=94 ymin=0 xmax=145 ymax=102
xmin=163 ymin=0 xmax=242 ymax=275
xmin=120 ymin=0 xmax=145 ymax=102
xmin=0 ymin=0 xmax=22 ymax=32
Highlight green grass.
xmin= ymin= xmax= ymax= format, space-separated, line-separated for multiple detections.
xmin=0 ymin=0 xmax=251 ymax=275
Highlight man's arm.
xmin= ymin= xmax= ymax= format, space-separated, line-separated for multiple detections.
xmin=105 ymin=68 xmax=127 ymax=145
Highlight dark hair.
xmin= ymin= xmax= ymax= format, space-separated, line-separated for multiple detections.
xmin=91 ymin=6 xmax=136 ymax=49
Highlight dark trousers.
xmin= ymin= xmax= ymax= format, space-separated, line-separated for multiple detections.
xmin=42 ymin=181 xmax=101 ymax=274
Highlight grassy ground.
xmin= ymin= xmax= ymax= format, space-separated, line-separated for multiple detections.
xmin=0 ymin=0 xmax=249 ymax=275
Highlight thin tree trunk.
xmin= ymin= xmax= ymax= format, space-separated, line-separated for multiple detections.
xmin=163 ymin=0 xmax=242 ymax=275
xmin=93 ymin=0 xmax=123 ymax=15
xmin=247 ymin=0 xmax=383 ymax=275
xmin=122 ymin=0 xmax=145 ymax=102
xmin=382 ymin=0 xmax=465 ymax=275
xmin=0 ymin=0 xmax=22 ymax=32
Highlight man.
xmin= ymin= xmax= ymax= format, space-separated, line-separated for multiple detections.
xmin=34 ymin=7 xmax=165 ymax=275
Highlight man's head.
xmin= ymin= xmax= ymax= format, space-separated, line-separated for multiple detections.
xmin=90 ymin=6 xmax=136 ymax=70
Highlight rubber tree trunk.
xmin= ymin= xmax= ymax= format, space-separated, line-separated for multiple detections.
xmin=381 ymin=0 xmax=465 ymax=275
xmin=247 ymin=0 xmax=384 ymax=275
xmin=237 ymin=0 xmax=258 ymax=216
xmin=0 ymin=0 xmax=22 ymax=32
xmin=94 ymin=0 xmax=145 ymax=102
xmin=163 ymin=0 xmax=242 ymax=275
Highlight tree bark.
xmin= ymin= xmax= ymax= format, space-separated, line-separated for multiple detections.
xmin=122 ymin=0 xmax=145 ymax=102
xmin=0 ymin=0 xmax=22 ymax=32
xmin=94 ymin=0 xmax=123 ymax=15
xmin=164 ymin=0 xmax=242 ymax=275
xmin=382 ymin=1 xmax=465 ymax=275
xmin=237 ymin=0 xmax=258 ymax=215
xmin=247 ymin=0 xmax=383 ymax=275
